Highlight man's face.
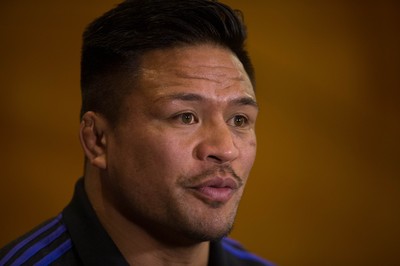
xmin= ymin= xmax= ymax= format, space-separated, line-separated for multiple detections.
xmin=104 ymin=44 xmax=258 ymax=243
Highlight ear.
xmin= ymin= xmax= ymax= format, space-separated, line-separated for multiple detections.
xmin=79 ymin=111 xmax=108 ymax=169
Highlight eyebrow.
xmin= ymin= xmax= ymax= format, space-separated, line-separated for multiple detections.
xmin=154 ymin=92 xmax=258 ymax=109
xmin=155 ymin=93 xmax=203 ymax=102
xmin=231 ymin=97 xmax=259 ymax=108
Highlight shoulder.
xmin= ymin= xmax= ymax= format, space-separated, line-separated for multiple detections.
xmin=219 ymin=238 xmax=275 ymax=266
xmin=0 ymin=214 xmax=78 ymax=265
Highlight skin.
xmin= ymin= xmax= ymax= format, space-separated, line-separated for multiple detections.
xmin=80 ymin=44 xmax=258 ymax=266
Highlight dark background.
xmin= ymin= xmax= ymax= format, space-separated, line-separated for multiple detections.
xmin=1 ymin=1 xmax=399 ymax=265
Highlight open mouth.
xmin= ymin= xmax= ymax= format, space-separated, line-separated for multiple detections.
xmin=189 ymin=177 xmax=239 ymax=203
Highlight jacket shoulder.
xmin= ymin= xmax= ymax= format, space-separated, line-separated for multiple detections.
xmin=221 ymin=238 xmax=275 ymax=266
xmin=0 ymin=214 xmax=78 ymax=265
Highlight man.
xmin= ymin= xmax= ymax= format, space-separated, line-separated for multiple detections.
xmin=0 ymin=0 xmax=273 ymax=265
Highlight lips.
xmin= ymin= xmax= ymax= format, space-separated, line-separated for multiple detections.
xmin=189 ymin=177 xmax=239 ymax=204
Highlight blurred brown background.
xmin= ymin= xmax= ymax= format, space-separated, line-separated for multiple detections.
xmin=0 ymin=1 xmax=399 ymax=265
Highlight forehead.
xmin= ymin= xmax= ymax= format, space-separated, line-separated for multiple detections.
xmin=136 ymin=44 xmax=254 ymax=97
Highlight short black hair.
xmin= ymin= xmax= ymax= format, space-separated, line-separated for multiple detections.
xmin=80 ymin=0 xmax=255 ymax=124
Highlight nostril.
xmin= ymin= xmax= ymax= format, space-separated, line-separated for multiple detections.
xmin=207 ymin=155 xmax=222 ymax=163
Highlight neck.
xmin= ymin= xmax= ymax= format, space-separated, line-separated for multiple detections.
xmin=84 ymin=168 xmax=210 ymax=266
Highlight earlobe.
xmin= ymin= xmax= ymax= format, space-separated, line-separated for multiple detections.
xmin=79 ymin=111 xmax=107 ymax=169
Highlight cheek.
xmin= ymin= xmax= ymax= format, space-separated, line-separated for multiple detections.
xmin=238 ymin=135 xmax=257 ymax=175
xmin=249 ymin=137 xmax=257 ymax=160
xmin=126 ymin=133 xmax=191 ymax=176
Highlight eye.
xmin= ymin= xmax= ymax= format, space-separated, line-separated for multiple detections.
xmin=230 ymin=115 xmax=248 ymax=127
xmin=178 ymin=112 xmax=197 ymax=124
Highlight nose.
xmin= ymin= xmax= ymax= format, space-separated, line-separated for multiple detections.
xmin=194 ymin=121 xmax=239 ymax=163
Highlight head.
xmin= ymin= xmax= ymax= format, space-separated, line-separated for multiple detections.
xmin=80 ymin=0 xmax=255 ymax=125
xmin=79 ymin=0 xmax=258 ymax=245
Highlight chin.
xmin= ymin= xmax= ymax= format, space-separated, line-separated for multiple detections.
xmin=177 ymin=216 xmax=236 ymax=243
xmin=178 ymin=201 xmax=240 ymax=242
xmin=190 ymin=226 xmax=234 ymax=243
